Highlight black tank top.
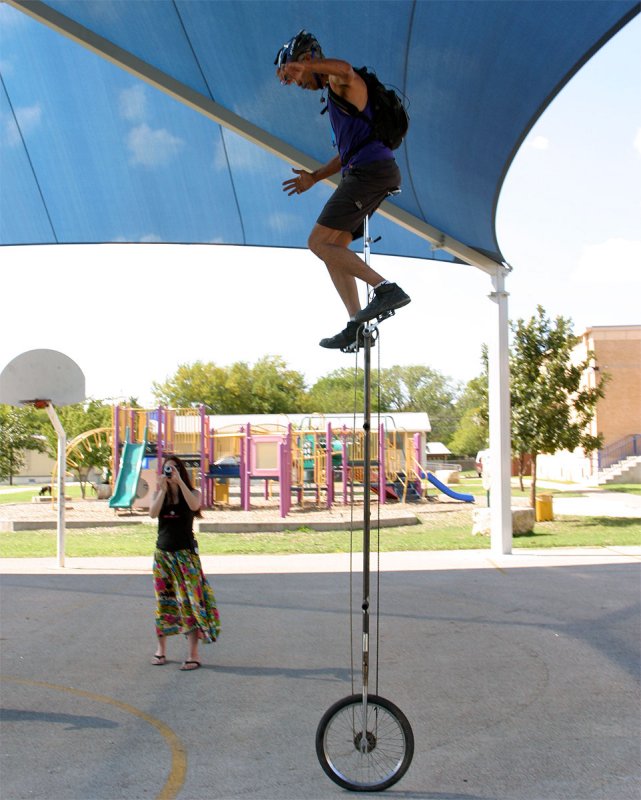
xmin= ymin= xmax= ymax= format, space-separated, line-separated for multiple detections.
xmin=156 ymin=490 xmax=196 ymax=552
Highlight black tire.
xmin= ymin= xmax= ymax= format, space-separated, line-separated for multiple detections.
xmin=315 ymin=694 xmax=414 ymax=792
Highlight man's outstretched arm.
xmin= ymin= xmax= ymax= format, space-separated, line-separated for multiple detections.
xmin=283 ymin=155 xmax=342 ymax=196
xmin=279 ymin=57 xmax=353 ymax=85
xmin=278 ymin=57 xmax=367 ymax=107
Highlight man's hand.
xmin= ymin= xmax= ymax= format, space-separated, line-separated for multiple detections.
xmin=282 ymin=168 xmax=316 ymax=196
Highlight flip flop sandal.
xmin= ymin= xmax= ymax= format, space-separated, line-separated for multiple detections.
xmin=151 ymin=654 xmax=166 ymax=666
xmin=180 ymin=660 xmax=201 ymax=671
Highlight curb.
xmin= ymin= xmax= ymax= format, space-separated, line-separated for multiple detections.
xmin=0 ymin=514 xmax=419 ymax=533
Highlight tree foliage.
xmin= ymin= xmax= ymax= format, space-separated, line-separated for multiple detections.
xmin=152 ymin=356 xmax=308 ymax=414
xmin=306 ymin=365 xmax=462 ymax=438
xmin=41 ymin=400 xmax=113 ymax=497
xmin=448 ymin=347 xmax=489 ymax=455
xmin=0 ymin=404 xmax=47 ymax=484
xmin=377 ymin=365 xmax=462 ymax=442
xmin=448 ymin=406 xmax=488 ymax=456
xmin=510 ymin=306 xmax=606 ymax=505
xmin=307 ymin=368 xmax=369 ymax=413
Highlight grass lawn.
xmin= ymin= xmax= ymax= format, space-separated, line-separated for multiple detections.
xmin=1 ymin=513 xmax=638 ymax=558
xmin=605 ymin=484 xmax=641 ymax=496
xmin=0 ymin=484 xmax=87 ymax=505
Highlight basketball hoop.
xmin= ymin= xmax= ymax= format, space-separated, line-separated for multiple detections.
xmin=0 ymin=349 xmax=85 ymax=408
xmin=0 ymin=350 xmax=86 ymax=569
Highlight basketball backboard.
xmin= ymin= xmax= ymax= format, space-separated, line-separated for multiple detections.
xmin=0 ymin=349 xmax=85 ymax=407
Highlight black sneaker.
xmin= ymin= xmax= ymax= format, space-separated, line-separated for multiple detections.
xmin=319 ymin=321 xmax=375 ymax=352
xmin=353 ymin=283 xmax=411 ymax=324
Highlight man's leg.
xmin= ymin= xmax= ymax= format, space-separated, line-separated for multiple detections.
xmin=308 ymin=224 xmax=385 ymax=317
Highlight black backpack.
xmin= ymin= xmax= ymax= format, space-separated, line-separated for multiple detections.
xmin=325 ymin=66 xmax=409 ymax=163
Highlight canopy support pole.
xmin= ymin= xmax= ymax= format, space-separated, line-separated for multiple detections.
xmin=488 ymin=268 xmax=512 ymax=554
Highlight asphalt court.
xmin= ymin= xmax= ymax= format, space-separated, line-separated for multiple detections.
xmin=1 ymin=554 xmax=639 ymax=800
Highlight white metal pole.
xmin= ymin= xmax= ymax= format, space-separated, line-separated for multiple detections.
xmin=45 ymin=403 xmax=66 ymax=567
xmin=488 ymin=269 xmax=512 ymax=554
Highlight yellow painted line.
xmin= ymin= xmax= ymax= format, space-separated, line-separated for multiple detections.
xmin=1 ymin=675 xmax=186 ymax=800
xmin=487 ymin=559 xmax=508 ymax=575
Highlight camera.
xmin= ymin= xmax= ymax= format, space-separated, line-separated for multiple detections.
xmin=163 ymin=465 xmax=173 ymax=477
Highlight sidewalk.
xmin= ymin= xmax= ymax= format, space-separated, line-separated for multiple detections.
xmin=550 ymin=489 xmax=641 ymax=517
xmin=2 ymin=545 xmax=639 ymax=575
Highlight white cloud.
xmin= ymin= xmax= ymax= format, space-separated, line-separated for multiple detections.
xmin=16 ymin=105 xmax=42 ymax=132
xmin=573 ymin=238 xmax=641 ymax=284
xmin=266 ymin=211 xmax=300 ymax=231
xmin=2 ymin=104 xmax=42 ymax=146
xmin=126 ymin=123 xmax=184 ymax=167
xmin=213 ymin=131 xmax=268 ymax=172
xmin=527 ymin=134 xmax=549 ymax=151
xmin=140 ymin=233 xmax=163 ymax=243
xmin=119 ymin=84 xmax=147 ymax=122
xmin=634 ymin=126 xmax=641 ymax=157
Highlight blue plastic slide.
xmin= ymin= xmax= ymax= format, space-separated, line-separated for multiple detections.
xmin=109 ymin=440 xmax=147 ymax=509
xmin=426 ymin=472 xmax=475 ymax=503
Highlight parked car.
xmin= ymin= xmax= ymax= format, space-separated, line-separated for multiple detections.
xmin=475 ymin=449 xmax=490 ymax=477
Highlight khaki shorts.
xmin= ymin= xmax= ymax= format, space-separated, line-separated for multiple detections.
xmin=316 ymin=159 xmax=401 ymax=241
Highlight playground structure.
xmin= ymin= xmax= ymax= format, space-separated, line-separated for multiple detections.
xmin=109 ymin=406 xmax=474 ymax=515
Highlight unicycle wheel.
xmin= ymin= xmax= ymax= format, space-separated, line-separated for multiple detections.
xmin=315 ymin=694 xmax=414 ymax=792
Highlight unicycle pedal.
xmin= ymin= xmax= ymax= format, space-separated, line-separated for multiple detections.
xmin=340 ymin=328 xmax=377 ymax=354
xmin=376 ymin=309 xmax=395 ymax=323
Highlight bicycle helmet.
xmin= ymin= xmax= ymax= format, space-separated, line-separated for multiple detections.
xmin=274 ymin=29 xmax=323 ymax=69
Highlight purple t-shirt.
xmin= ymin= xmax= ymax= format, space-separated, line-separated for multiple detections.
xmin=327 ymin=90 xmax=394 ymax=171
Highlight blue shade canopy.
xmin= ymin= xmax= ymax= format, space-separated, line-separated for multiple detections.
xmin=1 ymin=0 xmax=638 ymax=270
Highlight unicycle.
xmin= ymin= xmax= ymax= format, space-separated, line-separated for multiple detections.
xmin=316 ymin=693 xmax=414 ymax=792
xmin=315 ymin=219 xmax=414 ymax=791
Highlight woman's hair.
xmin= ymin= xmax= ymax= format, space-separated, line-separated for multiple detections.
xmin=162 ymin=454 xmax=202 ymax=518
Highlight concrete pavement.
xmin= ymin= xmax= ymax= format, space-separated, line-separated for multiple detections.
xmin=549 ymin=489 xmax=641 ymax=518
xmin=1 ymin=547 xmax=639 ymax=800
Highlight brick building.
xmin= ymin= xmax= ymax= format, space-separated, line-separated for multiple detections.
xmin=537 ymin=324 xmax=641 ymax=483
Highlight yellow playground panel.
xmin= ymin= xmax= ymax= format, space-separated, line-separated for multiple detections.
xmin=112 ymin=406 xmax=204 ymax=492
xmin=112 ymin=406 xmax=202 ymax=455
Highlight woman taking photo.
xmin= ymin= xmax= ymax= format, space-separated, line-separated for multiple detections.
xmin=149 ymin=455 xmax=220 ymax=671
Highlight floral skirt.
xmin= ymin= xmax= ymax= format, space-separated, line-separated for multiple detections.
xmin=153 ymin=548 xmax=220 ymax=642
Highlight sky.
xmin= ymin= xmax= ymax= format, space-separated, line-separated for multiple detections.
xmin=1 ymin=10 xmax=639 ymax=408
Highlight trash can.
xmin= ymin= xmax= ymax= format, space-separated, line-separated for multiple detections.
xmin=214 ymin=481 xmax=229 ymax=503
xmin=535 ymin=493 xmax=554 ymax=522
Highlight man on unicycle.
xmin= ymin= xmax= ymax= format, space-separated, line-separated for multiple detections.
xmin=275 ymin=30 xmax=411 ymax=352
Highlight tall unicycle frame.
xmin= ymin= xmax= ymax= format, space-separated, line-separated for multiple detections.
xmin=315 ymin=216 xmax=414 ymax=792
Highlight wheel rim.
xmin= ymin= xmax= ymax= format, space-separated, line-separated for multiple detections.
xmin=321 ymin=700 xmax=409 ymax=789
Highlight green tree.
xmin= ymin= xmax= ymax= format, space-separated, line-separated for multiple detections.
xmin=379 ymin=366 xmax=461 ymax=442
xmin=510 ymin=306 xmax=607 ymax=506
xmin=228 ymin=356 xmax=308 ymax=414
xmin=0 ymin=404 xmax=47 ymax=484
xmin=448 ymin=406 xmax=488 ymax=456
xmin=306 ymin=368 xmax=366 ymax=413
xmin=152 ymin=361 xmax=230 ymax=410
xmin=448 ymin=348 xmax=489 ymax=455
xmin=152 ymin=357 xmax=308 ymax=414
xmin=41 ymin=400 xmax=113 ymax=497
